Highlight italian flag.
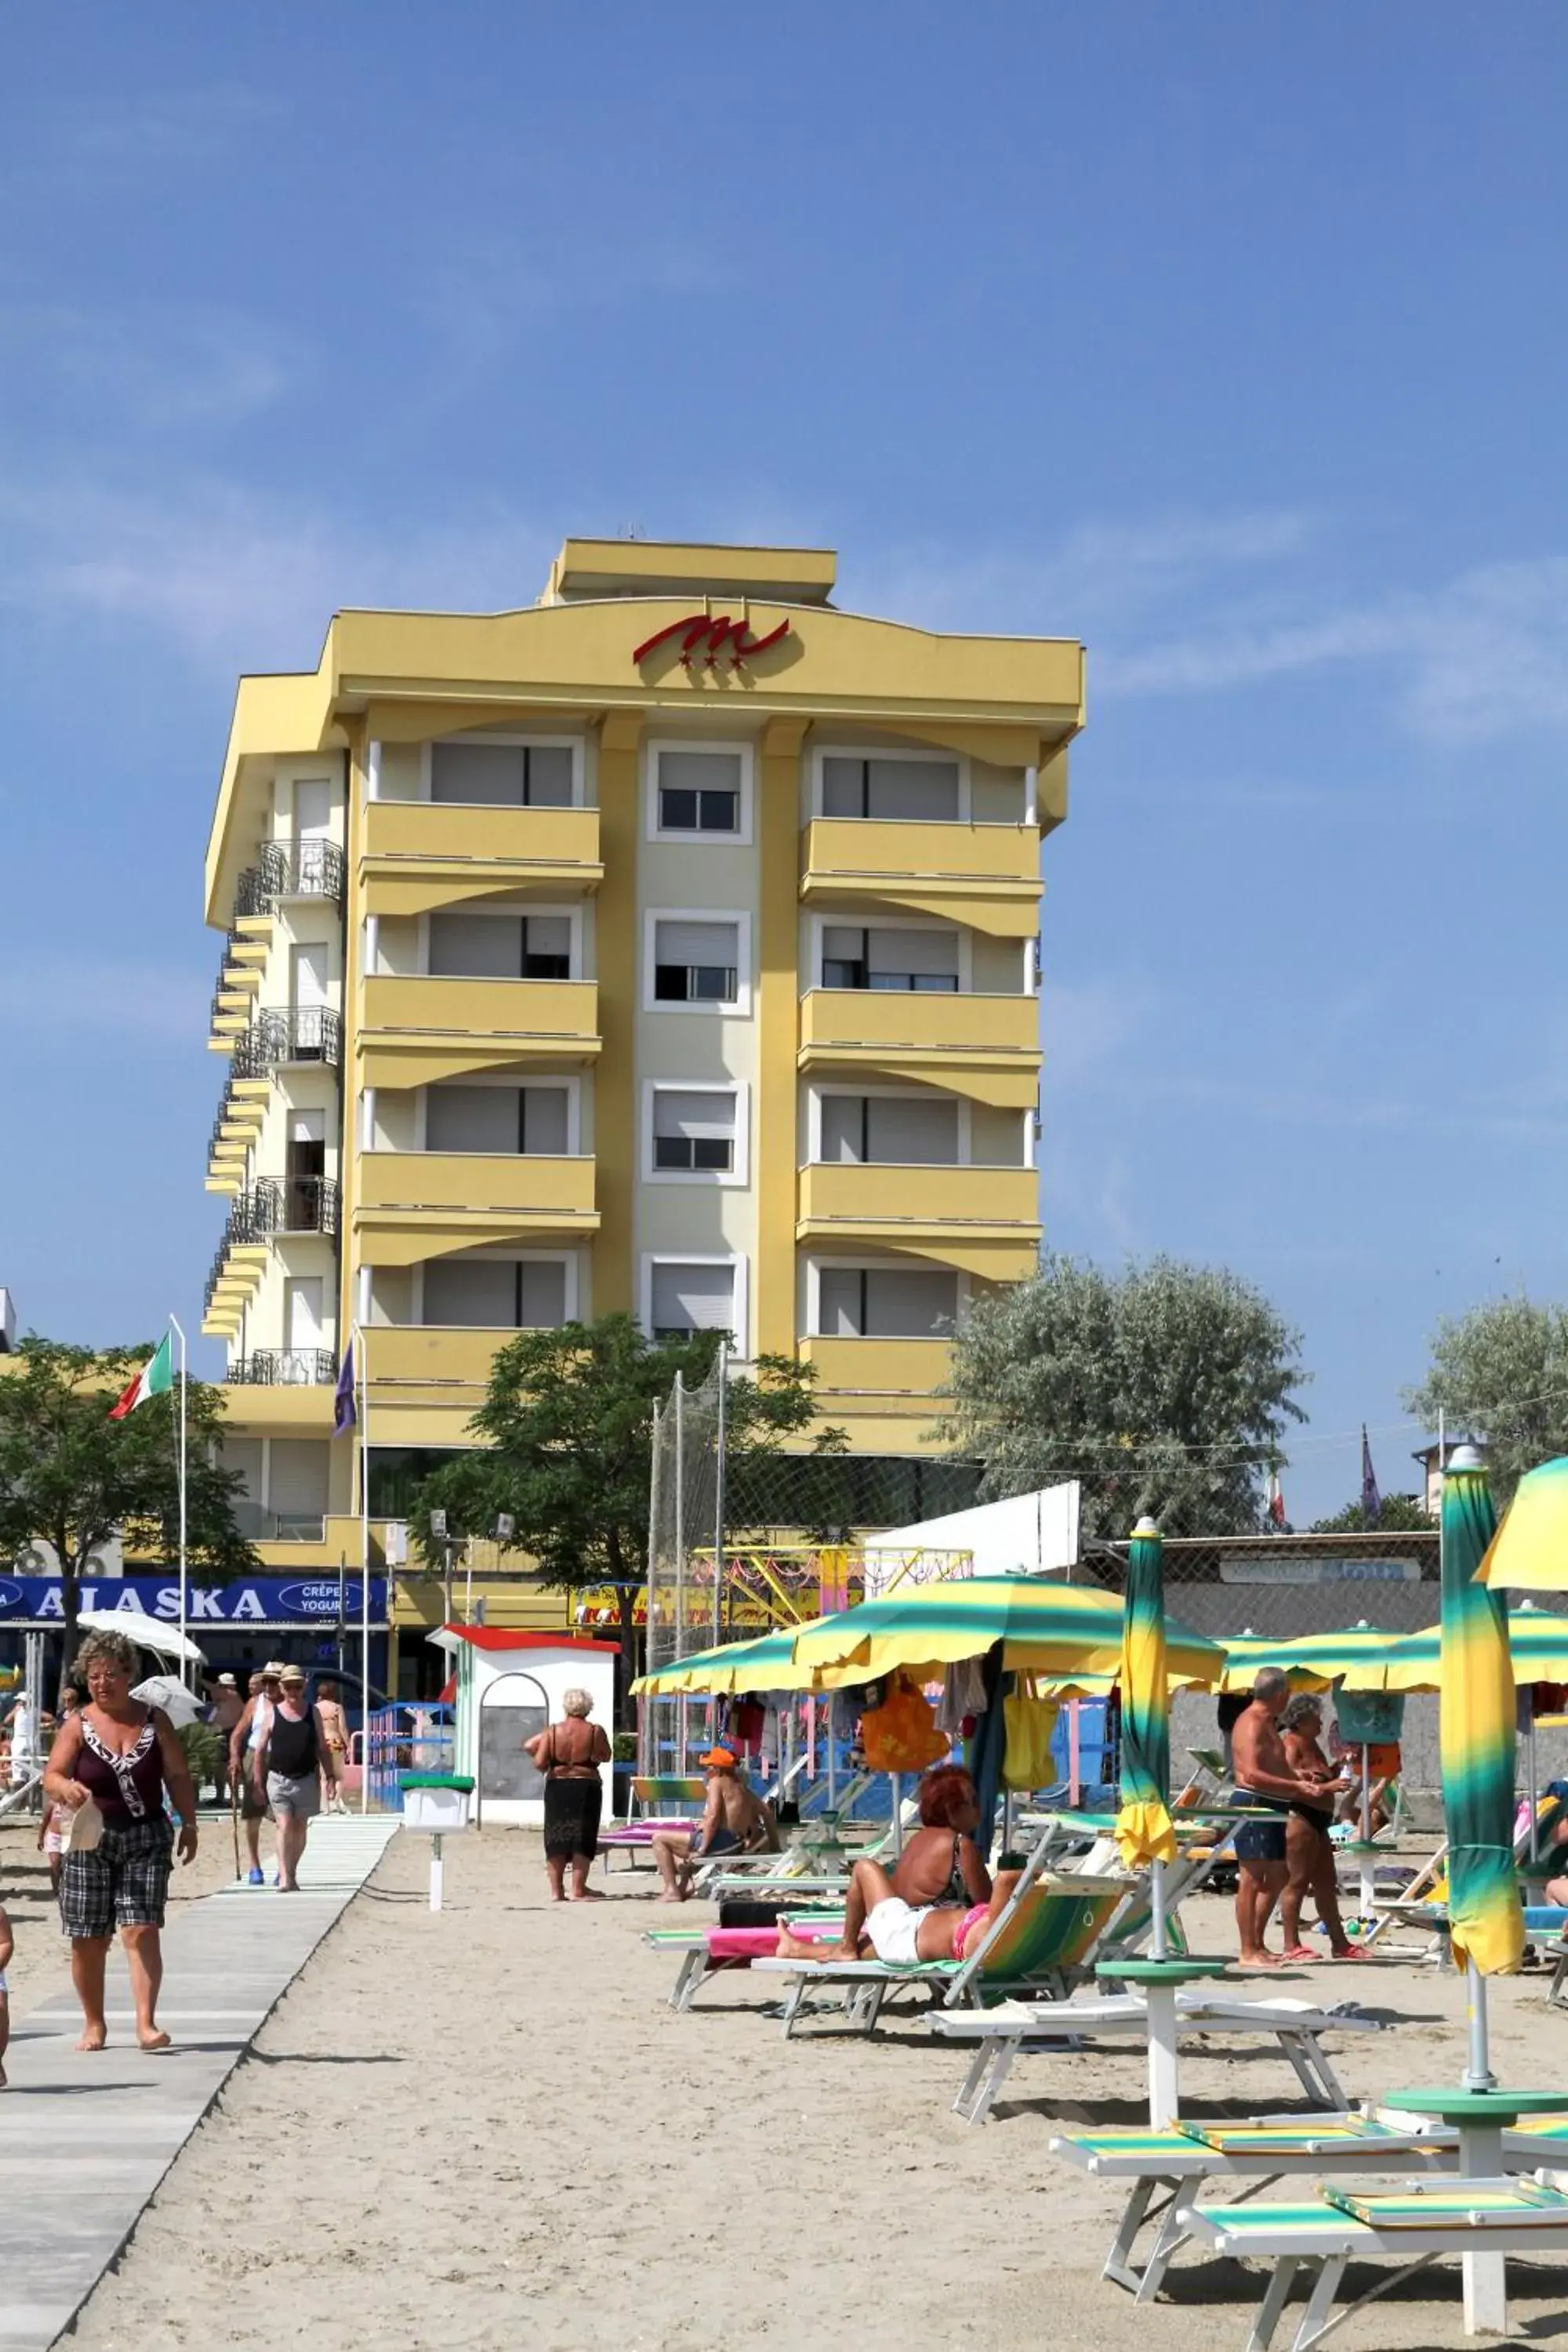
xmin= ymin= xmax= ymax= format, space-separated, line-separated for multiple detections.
xmin=109 ymin=1333 xmax=174 ymax=1421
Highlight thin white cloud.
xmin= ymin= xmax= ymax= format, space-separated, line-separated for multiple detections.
xmin=0 ymin=471 xmax=556 ymax=670
xmin=1106 ymin=555 xmax=1568 ymax=743
xmin=0 ymin=302 xmax=293 ymax=432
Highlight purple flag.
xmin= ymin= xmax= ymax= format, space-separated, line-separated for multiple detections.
xmin=333 ymin=1341 xmax=357 ymax=1436
xmin=1360 ymin=1425 xmax=1381 ymax=1524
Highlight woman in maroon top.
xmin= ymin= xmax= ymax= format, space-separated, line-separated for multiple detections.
xmin=44 ymin=1629 xmax=198 ymax=2052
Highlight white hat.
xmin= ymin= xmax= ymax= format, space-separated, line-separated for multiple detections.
xmin=217 ymin=1672 xmax=238 ymax=1688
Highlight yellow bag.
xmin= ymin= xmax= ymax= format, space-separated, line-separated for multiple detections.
xmin=1002 ymin=1690 xmax=1060 ymax=1791
xmin=860 ymin=1675 xmax=949 ymax=1773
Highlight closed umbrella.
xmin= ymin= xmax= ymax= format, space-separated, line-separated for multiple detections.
xmin=1440 ymin=1446 xmax=1524 ymax=2086
xmin=1114 ymin=1518 xmax=1177 ymax=1901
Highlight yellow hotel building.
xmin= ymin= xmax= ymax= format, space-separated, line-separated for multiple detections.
xmin=199 ymin=539 xmax=1083 ymax=1626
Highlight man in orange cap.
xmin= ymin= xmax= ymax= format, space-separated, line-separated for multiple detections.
xmin=651 ymin=1747 xmax=775 ymax=1901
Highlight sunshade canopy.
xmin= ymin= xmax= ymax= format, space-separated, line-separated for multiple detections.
xmin=1477 ymin=1456 xmax=1568 ymax=1592
xmin=790 ymin=1572 xmax=1224 ymax=1686
xmin=1216 ymin=1623 xmax=1402 ymax=1693
xmin=633 ymin=1628 xmax=829 ymax=1697
xmin=1343 ymin=1602 xmax=1568 ymax=1694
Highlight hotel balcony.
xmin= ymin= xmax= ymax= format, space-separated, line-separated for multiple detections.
xmin=798 ymin=1334 xmax=954 ymax=1399
xmin=797 ymin=988 xmax=1040 ymax=1108
xmin=206 ymin=1011 xmax=345 ymax=1187
xmin=358 ymin=975 xmax=600 ymax=1090
xmin=359 ymin=800 xmax=602 ymax=920
xmin=201 ymin=1179 xmax=339 ymax=1331
xmin=353 ymin=1152 xmax=598 ymax=1264
xmin=230 ymin=1348 xmax=338 ymax=1388
xmin=358 ymin=1324 xmax=514 ymax=1400
xmin=797 ymin=1161 xmax=1040 ymax=1281
xmin=800 ymin=818 xmax=1041 ymax=938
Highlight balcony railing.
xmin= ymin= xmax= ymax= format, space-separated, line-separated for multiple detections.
xmin=229 ymin=1349 xmax=337 ymax=1388
xmin=203 ymin=1180 xmax=340 ymax=1310
xmin=235 ymin=839 xmax=346 ymax=918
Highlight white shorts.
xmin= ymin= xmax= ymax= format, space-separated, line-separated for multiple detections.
xmin=865 ymin=1896 xmax=931 ymax=1965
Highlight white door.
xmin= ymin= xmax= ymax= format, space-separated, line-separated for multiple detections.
xmin=285 ymin=1277 xmax=325 ymax=1353
xmin=290 ymin=943 xmax=329 ymax=1010
xmin=294 ymin=780 xmax=332 ymax=842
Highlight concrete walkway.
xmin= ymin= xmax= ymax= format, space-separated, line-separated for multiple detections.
xmin=0 ymin=1814 xmax=400 ymax=2351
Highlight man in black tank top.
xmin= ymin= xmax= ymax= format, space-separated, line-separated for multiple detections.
xmin=260 ymin=1667 xmax=341 ymax=1890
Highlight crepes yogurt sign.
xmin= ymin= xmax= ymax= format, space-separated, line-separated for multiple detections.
xmin=0 ymin=1575 xmax=389 ymax=1626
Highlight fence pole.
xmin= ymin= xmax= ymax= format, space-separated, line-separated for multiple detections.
xmin=712 ymin=1339 xmax=727 ymax=1653
xmin=643 ymin=1398 xmax=661 ymax=1779
xmin=673 ymin=1373 xmax=687 ymax=1772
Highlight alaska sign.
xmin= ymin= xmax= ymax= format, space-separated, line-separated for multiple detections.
xmin=632 ymin=612 xmax=792 ymax=671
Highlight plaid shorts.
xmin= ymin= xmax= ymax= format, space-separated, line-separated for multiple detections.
xmin=60 ymin=1817 xmax=174 ymax=1940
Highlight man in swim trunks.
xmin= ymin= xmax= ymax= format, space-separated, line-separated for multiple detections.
xmin=1278 ymin=1695 xmax=1366 ymax=1961
xmin=652 ymin=1749 xmax=775 ymax=1900
xmin=1230 ymin=1668 xmax=1350 ymax=1968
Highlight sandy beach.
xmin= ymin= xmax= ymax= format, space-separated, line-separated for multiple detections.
xmin=4 ymin=1824 xmax=1557 ymax=2352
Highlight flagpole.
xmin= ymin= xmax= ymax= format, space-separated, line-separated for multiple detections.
xmin=169 ymin=1316 xmax=188 ymax=1686
xmin=358 ymin=1321 xmax=370 ymax=1817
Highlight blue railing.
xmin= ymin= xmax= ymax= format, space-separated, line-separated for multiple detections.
xmin=365 ymin=1701 xmax=455 ymax=1812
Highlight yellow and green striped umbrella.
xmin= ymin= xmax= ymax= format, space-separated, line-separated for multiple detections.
xmin=1439 ymin=1450 xmax=1524 ymax=1978
xmin=1344 ymin=1602 xmax=1568 ymax=1693
xmin=1477 ymin=1455 xmax=1568 ymax=1592
xmin=1217 ymin=1623 xmax=1403 ymax=1693
xmin=1115 ymin=1517 xmax=1177 ymax=1868
xmin=632 ymin=1627 xmax=839 ymax=1697
xmin=789 ymin=1572 xmax=1224 ymax=1687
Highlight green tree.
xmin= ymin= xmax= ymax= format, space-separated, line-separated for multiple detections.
xmin=407 ymin=1314 xmax=843 ymax=1686
xmin=0 ymin=1338 xmax=260 ymax=1691
xmin=1404 ymin=1294 xmax=1568 ymax=1505
xmin=1309 ymin=1494 xmax=1434 ymax=1534
xmin=939 ymin=1253 xmax=1308 ymax=1540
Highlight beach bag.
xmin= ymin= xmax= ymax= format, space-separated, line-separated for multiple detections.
xmin=1002 ymin=1691 xmax=1060 ymax=1791
xmin=858 ymin=1676 xmax=947 ymax=1773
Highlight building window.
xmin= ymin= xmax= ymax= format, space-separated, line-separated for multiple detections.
xmin=426 ymin=1082 xmax=572 ymax=1156
xmin=818 ymin=1093 xmax=960 ymax=1165
xmin=645 ymin=1258 xmax=743 ymax=1346
xmin=645 ymin=1084 xmax=745 ymax=1181
xmin=647 ymin=913 xmax=749 ymax=1013
xmin=648 ymin=742 xmax=752 ymax=842
xmin=815 ymin=1265 xmax=958 ymax=1338
xmin=821 ymin=924 xmax=960 ymax=993
xmin=421 ymin=1257 xmax=570 ymax=1328
xmin=819 ymin=753 xmax=961 ymax=823
xmin=430 ymin=739 xmax=576 ymax=807
xmin=428 ymin=910 xmax=574 ymax=981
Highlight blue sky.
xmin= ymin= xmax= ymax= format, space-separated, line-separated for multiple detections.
xmin=2 ymin=8 xmax=1565 ymax=1519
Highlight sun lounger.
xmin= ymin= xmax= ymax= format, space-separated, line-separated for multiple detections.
xmin=646 ymin=1918 xmax=842 ymax=2011
xmin=1176 ymin=2182 xmax=1568 ymax=2352
xmin=1048 ymin=2114 xmax=1454 ymax=2296
xmin=931 ymin=1991 xmax=1384 ymax=2124
xmin=750 ymin=1867 xmax=1130 ymax=2038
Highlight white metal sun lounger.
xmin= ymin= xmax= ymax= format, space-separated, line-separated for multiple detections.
xmin=1178 ymin=2181 xmax=1568 ymax=2352
xmin=930 ymin=1991 xmax=1384 ymax=2124
xmin=1047 ymin=2114 xmax=1456 ymax=2297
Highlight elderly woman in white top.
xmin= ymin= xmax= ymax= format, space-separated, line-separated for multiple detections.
xmin=524 ymin=1689 xmax=612 ymax=1902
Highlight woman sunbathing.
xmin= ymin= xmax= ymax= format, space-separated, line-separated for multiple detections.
xmin=776 ymin=1762 xmax=1004 ymax=1965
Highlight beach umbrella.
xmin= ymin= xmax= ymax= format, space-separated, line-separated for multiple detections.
xmin=1439 ymin=1446 xmax=1524 ymax=2087
xmin=1475 ymin=1455 xmax=1568 ymax=1593
xmin=632 ymin=1628 xmax=828 ymax=1697
xmin=789 ymin=1572 xmax=1223 ymax=1686
xmin=1115 ymin=1519 xmax=1176 ymax=1857
xmin=1216 ymin=1623 xmax=1403 ymax=1693
xmin=1115 ymin=1517 xmax=1178 ymax=1956
xmin=78 ymin=1607 xmax=206 ymax=1667
xmin=131 ymin=1674 xmax=205 ymax=1728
